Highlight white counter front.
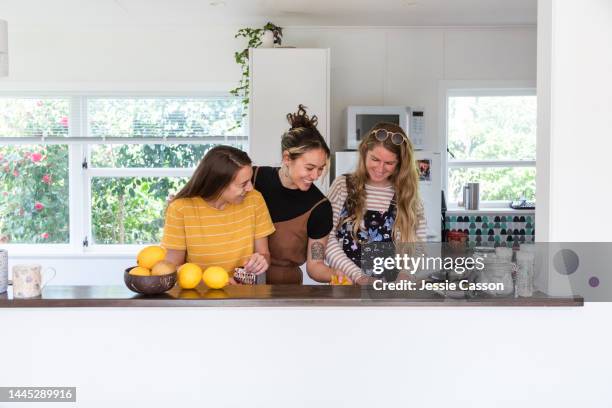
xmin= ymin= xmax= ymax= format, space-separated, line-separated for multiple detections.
xmin=0 ymin=304 xmax=608 ymax=407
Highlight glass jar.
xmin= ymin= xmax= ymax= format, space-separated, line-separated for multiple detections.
xmin=516 ymin=251 xmax=535 ymax=297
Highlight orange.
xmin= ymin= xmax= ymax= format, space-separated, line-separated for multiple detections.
xmin=137 ymin=245 xmax=167 ymax=269
xmin=151 ymin=260 xmax=177 ymax=276
xmin=202 ymin=266 xmax=229 ymax=289
xmin=178 ymin=263 xmax=203 ymax=289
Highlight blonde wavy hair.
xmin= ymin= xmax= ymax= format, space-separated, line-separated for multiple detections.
xmin=340 ymin=122 xmax=422 ymax=244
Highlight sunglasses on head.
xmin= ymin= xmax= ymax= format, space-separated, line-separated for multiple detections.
xmin=370 ymin=128 xmax=408 ymax=145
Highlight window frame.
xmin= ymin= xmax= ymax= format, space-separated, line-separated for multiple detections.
xmin=0 ymin=91 xmax=247 ymax=255
xmin=439 ymin=80 xmax=537 ymax=208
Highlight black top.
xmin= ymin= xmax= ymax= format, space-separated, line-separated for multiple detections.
xmin=253 ymin=166 xmax=333 ymax=240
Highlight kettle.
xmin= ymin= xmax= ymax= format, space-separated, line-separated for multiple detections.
xmin=462 ymin=183 xmax=480 ymax=210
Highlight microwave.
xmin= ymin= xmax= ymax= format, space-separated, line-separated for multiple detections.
xmin=343 ymin=106 xmax=425 ymax=150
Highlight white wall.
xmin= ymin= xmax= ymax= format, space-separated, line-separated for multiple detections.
xmin=6 ymin=254 xmax=134 ymax=286
xmin=287 ymin=27 xmax=536 ymax=152
xmin=536 ymin=0 xmax=611 ymax=300
xmin=1 ymin=24 xmax=536 ymax=283
xmin=537 ymin=0 xmax=612 ymax=242
xmin=2 ymin=24 xmax=536 ymax=151
xmin=1 ymin=25 xmax=242 ymax=88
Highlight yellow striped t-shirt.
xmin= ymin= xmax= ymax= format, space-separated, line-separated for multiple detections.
xmin=161 ymin=190 xmax=275 ymax=272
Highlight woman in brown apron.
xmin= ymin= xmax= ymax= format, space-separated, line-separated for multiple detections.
xmin=252 ymin=105 xmax=348 ymax=284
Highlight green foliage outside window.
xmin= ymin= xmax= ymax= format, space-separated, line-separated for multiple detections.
xmin=447 ymin=95 xmax=537 ymax=203
xmin=448 ymin=167 xmax=536 ymax=204
xmin=0 ymin=98 xmax=70 ymax=138
xmin=0 ymin=98 xmax=71 ymax=243
xmin=0 ymin=145 xmax=70 ymax=243
xmin=91 ymin=176 xmax=189 ymax=245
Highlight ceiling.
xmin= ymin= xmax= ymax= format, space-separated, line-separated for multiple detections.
xmin=0 ymin=0 xmax=537 ymax=27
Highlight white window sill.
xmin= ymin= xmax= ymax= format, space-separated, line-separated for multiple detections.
xmin=7 ymin=251 xmax=136 ymax=259
xmin=1 ymin=245 xmax=139 ymax=259
xmin=445 ymin=207 xmax=535 ymax=214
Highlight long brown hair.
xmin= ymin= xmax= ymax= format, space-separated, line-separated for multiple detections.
xmin=340 ymin=122 xmax=422 ymax=243
xmin=282 ymin=104 xmax=330 ymax=161
xmin=172 ymin=145 xmax=251 ymax=201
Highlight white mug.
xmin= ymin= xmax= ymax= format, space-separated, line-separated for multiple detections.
xmin=12 ymin=264 xmax=56 ymax=298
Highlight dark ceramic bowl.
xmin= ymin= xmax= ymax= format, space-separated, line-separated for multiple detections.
xmin=124 ymin=267 xmax=177 ymax=295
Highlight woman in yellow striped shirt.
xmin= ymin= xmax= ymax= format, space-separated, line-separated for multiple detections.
xmin=162 ymin=146 xmax=275 ymax=276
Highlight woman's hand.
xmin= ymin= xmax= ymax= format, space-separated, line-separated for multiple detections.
xmin=243 ymin=253 xmax=268 ymax=275
xmin=330 ymin=269 xmax=353 ymax=285
xmin=165 ymin=249 xmax=186 ymax=266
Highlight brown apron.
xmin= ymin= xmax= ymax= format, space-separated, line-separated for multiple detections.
xmin=254 ymin=167 xmax=328 ymax=284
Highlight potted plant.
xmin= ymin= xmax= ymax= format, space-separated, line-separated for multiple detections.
xmin=229 ymin=22 xmax=283 ymax=130
xmin=262 ymin=22 xmax=283 ymax=47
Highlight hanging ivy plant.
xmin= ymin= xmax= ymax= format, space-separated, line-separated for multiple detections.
xmin=229 ymin=22 xmax=283 ymax=130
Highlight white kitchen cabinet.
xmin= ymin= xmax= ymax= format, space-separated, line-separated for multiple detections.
xmin=249 ymin=48 xmax=331 ymax=192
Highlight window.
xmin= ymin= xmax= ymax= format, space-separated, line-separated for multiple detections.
xmin=445 ymin=89 xmax=536 ymax=206
xmin=0 ymin=94 xmax=246 ymax=250
xmin=0 ymin=98 xmax=70 ymax=244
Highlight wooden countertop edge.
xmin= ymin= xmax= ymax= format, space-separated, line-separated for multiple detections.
xmin=0 ymin=297 xmax=584 ymax=308
xmin=0 ymin=285 xmax=584 ymax=308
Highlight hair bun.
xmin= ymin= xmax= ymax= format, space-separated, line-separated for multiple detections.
xmin=286 ymin=104 xmax=318 ymax=130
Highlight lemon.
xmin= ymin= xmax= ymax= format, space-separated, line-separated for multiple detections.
xmin=137 ymin=245 xmax=167 ymax=269
xmin=129 ymin=266 xmax=151 ymax=276
xmin=151 ymin=260 xmax=177 ymax=276
xmin=331 ymin=274 xmax=352 ymax=285
xmin=202 ymin=266 xmax=229 ymax=289
xmin=178 ymin=263 xmax=203 ymax=289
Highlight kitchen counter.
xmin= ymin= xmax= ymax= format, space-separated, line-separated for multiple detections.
xmin=0 ymin=285 xmax=597 ymax=408
xmin=0 ymin=284 xmax=583 ymax=307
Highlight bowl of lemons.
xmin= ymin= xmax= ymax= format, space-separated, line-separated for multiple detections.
xmin=124 ymin=245 xmax=177 ymax=295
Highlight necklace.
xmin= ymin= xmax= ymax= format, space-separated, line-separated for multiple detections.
xmin=278 ymin=166 xmax=295 ymax=189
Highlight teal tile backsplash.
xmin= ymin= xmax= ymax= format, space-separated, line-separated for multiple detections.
xmin=445 ymin=214 xmax=534 ymax=247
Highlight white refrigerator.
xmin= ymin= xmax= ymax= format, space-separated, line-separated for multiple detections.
xmin=334 ymin=150 xmax=442 ymax=242
xmin=249 ymin=48 xmax=331 ymax=192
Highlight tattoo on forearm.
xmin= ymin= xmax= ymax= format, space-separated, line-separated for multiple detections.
xmin=311 ymin=242 xmax=324 ymax=261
